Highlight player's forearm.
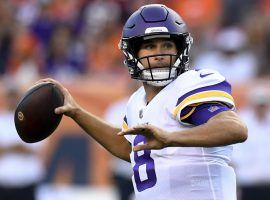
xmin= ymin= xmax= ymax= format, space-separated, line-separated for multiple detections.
xmin=168 ymin=111 xmax=248 ymax=147
xmin=72 ymin=108 xmax=131 ymax=161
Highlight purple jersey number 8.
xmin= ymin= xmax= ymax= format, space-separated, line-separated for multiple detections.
xmin=133 ymin=135 xmax=157 ymax=192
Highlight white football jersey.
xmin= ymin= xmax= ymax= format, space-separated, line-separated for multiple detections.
xmin=122 ymin=69 xmax=237 ymax=200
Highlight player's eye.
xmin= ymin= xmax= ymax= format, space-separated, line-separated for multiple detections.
xmin=162 ymin=41 xmax=175 ymax=49
xmin=141 ymin=43 xmax=155 ymax=50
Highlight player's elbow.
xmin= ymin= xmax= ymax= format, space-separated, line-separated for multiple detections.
xmin=231 ymin=119 xmax=248 ymax=143
xmin=211 ymin=111 xmax=248 ymax=144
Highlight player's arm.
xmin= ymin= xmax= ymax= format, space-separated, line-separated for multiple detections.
xmin=167 ymin=110 xmax=247 ymax=147
xmin=71 ymin=108 xmax=131 ymax=161
xmin=36 ymin=79 xmax=131 ymax=162
xmin=119 ymin=107 xmax=247 ymax=151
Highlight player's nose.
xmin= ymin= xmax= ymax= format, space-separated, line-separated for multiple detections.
xmin=153 ymin=47 xmax=165 ymax=61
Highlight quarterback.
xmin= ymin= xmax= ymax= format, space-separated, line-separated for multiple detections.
xmin=37 ymin=4 xmax=248 ymax=200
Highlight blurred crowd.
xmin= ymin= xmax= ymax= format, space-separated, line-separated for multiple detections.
xmin=0 ymin=0 xmax=270 ymax=200
xmin=0 ymin=0 xmax=269 ymax=86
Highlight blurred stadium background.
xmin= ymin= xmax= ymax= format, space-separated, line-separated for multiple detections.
xmin=0 ymin=0 xmax=269 ymax=199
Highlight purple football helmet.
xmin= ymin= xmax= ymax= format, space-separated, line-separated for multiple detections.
xmin=119 ymin=4 xmax=193 ymax=86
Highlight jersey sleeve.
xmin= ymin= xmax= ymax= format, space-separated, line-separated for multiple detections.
xmin=181 ymin=103 xmax=231 ymax=125
xmin=173 ymin=79 xmax=235 ymax=124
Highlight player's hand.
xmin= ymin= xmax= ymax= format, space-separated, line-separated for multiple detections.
xmin=34 ymin=78 xmax=81 ymax=118
xmin=118 ymin=124 xmax=170 ymax=151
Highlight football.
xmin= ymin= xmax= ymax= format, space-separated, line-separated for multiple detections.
xmin=14 ymin=82 xmax=64 ymax=143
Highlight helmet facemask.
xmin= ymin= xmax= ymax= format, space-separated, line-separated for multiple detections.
xmin=120 ymin=33 xmax=193 ymax=87
xmin=136 ymin=53 xmax=179 ymax=87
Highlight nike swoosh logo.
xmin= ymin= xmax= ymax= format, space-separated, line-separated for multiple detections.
xmin=200 ymin=73 xmax=214 ymax=78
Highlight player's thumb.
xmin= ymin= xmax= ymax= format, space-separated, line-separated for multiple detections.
xmin=55 ymin=106 xmax=66 ymax=115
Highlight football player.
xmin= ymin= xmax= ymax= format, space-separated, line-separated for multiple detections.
xmin=37 ymin=4 xmax=248 ymax=200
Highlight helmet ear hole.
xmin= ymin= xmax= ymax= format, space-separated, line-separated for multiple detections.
xmin=130 ymin=38 xmax=144 ymax=58
xmin=171 ymin=34 xmax=186 ymax=55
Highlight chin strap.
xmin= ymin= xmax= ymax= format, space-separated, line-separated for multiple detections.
xmin=141 ymin=68 xmax=177 ymax=87
xmin=144 ymin=79 xmax=173 ymax=87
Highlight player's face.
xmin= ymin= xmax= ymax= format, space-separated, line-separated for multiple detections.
xmin=137 ymin=38 xmax=178 ymax=69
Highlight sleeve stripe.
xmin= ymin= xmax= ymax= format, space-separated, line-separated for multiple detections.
xmin=122 ymin=115 xmax=129 ymax=131
xmin=176 ymin=81 xmax=231 ymax=106
xmin=173 ymin=90 xmax=234 ymax=118
xmin=180 ymin=106 xmax=196 ymax=120
xmin=122 ymin=121 xmax=128 ymax=131
xmin=124 ymin=115 xmax=128 ymax=124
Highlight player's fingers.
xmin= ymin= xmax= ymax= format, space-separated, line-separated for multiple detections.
xmin=35 ymin=78 xmax=65 ymax=91
xmin=133 ymin=144 xmax=149 ymax=152
xmin=118 ymin=128 xmax=137 ymax=136
xmin=34 ymin=78 xmax=56 ymax=85
xmin=118 ymin=125 xmax=154 ymax=136
xmin=134 ymin=124 xmax=156 ymax=132
xmin=28 ymin=79 xmax=51 ymax=91
xmin=36 ymin=79 xmax=71 ymax=101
